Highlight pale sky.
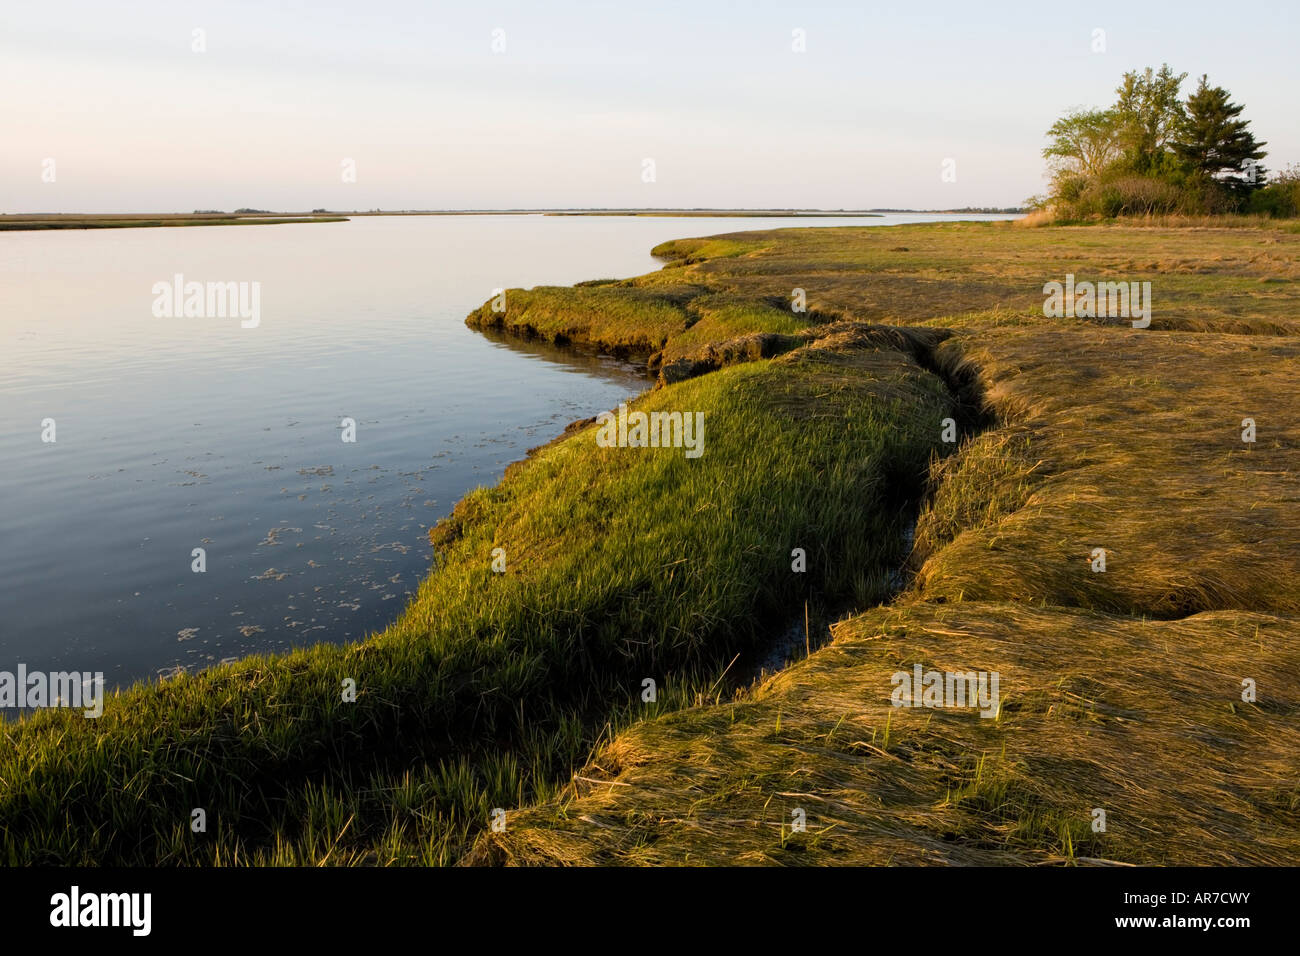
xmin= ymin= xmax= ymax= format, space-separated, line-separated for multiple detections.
xmin=3 ymin=0 xmax=1296 ymax=212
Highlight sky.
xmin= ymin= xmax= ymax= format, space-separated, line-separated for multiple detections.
xmin=3 ymin=0 xmax=1296 ymax=212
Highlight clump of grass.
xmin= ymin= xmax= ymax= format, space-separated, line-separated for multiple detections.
xmin=909 ymin=428 xmax=1042 ymax=572
xmin=651 ymin=236 xmax=773 ymax=263
xmin=464 ymin=284 xmax=699 ymax=356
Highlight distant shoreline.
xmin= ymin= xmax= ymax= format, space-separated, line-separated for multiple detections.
xmin=0 ymin=213 xmax=347 ymax=231
xmin=0 ymin=208 xmax=1025 ymax=232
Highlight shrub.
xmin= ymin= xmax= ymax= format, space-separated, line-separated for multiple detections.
xmin=1249 ymin=165 xmax=1300 ymax=218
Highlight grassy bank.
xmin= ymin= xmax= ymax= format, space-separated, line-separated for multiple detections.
xmin=470 ymin=219 xmax=1300 ymax=865
xmin=0 ymin=323 xmax=954 ymax=864
xmin=3 ymin=218 xmax=1297 ymax=865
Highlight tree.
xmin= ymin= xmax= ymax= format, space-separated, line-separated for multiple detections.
xmin=1174 ymin=75 xmax=1267 ymax=191
xmin=1113 ymin=64 xmax=1188 ymax=173
xmin=1043 ymin=108 xmax=1122 ymax=178
xmin=1039 ymin=64 xmax=1281 ymax=218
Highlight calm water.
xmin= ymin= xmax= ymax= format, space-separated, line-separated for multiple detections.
xmin=0 ymin=213 xmax=1013 ymax=691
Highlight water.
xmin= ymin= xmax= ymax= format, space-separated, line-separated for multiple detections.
xmin=0 ymin=212 xmax=1014 ymax=692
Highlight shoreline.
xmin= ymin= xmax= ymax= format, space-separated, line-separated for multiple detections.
xmin=2 ymin=218 xmax=1297 ymax=865
xmin=0 ymin=214 xmax=348 ymax=231
xmin=0 ymin=209 xmax=1029 ymax=232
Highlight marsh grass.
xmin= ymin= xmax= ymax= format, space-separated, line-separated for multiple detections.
xmin=0 ymin=330 xmax=953 ymax=864
xmin=915 ymin=327 xmax=1300 ymax=617
xmin=458 ymin=221 xmax=1300 ymax=867
xmin=477 ymin=221 xmax=1300 ymax=375
xmin=472 ymin=602 xmax=1299 ymax=866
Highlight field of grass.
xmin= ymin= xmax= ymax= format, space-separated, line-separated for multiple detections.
xmin=2 ymin=218 xmax=1297 ymax=865
xmin=465 ymin=218 xmax=1300 ymax=865
xmin=471 ymin=603 xmax=1299 ymax=866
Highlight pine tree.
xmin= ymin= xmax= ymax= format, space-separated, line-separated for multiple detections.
xmin=1174 ymin=75 xmax=1267 ymax=191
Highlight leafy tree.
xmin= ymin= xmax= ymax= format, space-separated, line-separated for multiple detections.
xmin=1043 ymin=108 xmax=1121 ymax=178
xmin=1113 ymin=64 xmax=1188 ymax=173
xmin=1174 ymin=75 xmax=1267 ymax=191
xmin=1039 ymin=64 xmax=1282 ymax=218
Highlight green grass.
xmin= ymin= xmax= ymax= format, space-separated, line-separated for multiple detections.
xmin=465 ymin=284 xmax=699 ymax=356
xmin=0 ymin=329 xmax=954 ymax=864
